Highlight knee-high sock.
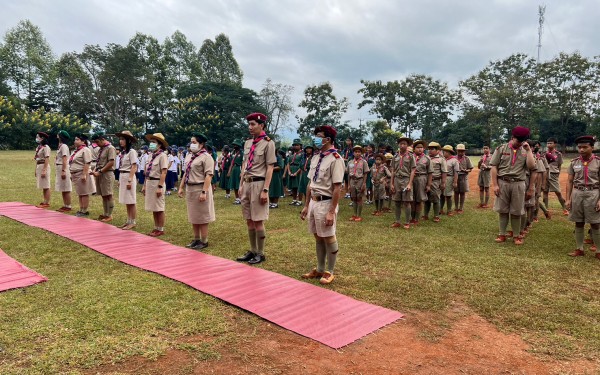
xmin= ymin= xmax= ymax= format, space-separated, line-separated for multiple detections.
xmin=353 ymin=202 xmax=358 ymax=216
xmin=440 ymin=195 xmax=445 ymax=211
xmin=543 ymin=195 xmax=549 ymax=209
xmin=424 ymin=201 xmax=431 ymax=217
xmin=357 ymin=203 xmax=363 ymax=217
xmin=256 ymin=230 xmax=266 ymax=255
xmin=395 ymin=201 xmax=402 ymax=223
xmin=521 ymin=213 xmax=527 ymax=232
xmin=446 ymin=196 xmax=453 ymax=212
xmin=575 ymin=226 xmax=585 ymax=250
xmin=248 ymin=229 xmax=257 ymax=253
xmin=499 ymin=213 xmax=509 ymax=235
xmin=404 ymin=204 xmax=411 ymax=224
xmin=102 ymin=199 xmax=108 ymax=216
xmin=591 ymin=228 xmax=600 ymax=253
xmin=316 ymin=240 xmax=326 ymax=273
xmin=325 ymin=241 xmax=339 ymax=274
xmin=480 ymin=191 xmax=484 ymax=204
xmin=433 ymin=202 xmax=441 ymax=217
xmin=510 ymin=215 xmax=521 ymax=235
xmin=559 ymin=197 xmax=566 ymax=210
xmin=459 ymin=194 xmax=465 ymax=210
xmin=107 ymin=198 xmax=114 ymax=216
xmin=485 ymin=190 xmax=490 ymax=205
xmin=414 ymin=205 xmax=421 ymax=220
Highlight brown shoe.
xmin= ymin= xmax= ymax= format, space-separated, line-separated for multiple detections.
xmin=514 ymin=236 xmax=524 ymax=246
xmin=371 ymin=211 xmax=379 ymax=216
xmin=354 ymin=217 xmax=363 ymax=222
xmin=563 ymin=209 xmax=569 ymax=216
xmin=148 ymin=230 xmax=164 ymax=237
xmin=595 ymin=253 xmax=600 ymax=260
xmin=420 ymin=216 xmax=429 ymax=221
xmin=57 ymin=206 xmax=72 ymax=212
xmin=433 ymin=216 xmax=440 ymax=223
xmin=122 ymin=224 xmax=136 ymax=230
xmin=302 ymin=268 xmax=324 ymax=279
xmin=568 ymin=249 xmax=585 ymax=257
xmin=456 ymin=209 xmax=464 ymax=214
xmin=36 ymin=202 xmax=50 ymax=208
xmin=349 ymin=216 xmax=357 ymax=221
xmin=590 ymin=245 xmax=597 ymax=252
xmin=544 ymin=211 xmax=551 ymax=220
xmin=507 ymin=231 xmax=514 ymax=238
xmin=495 ymin=235 xmax=507 ymax=243
xmin=410 ymin=219 xmax=418 ymax=226
xmin=584 ymin=238 xmax=593 ymax=244
xmin=319 ymin=272 xmax=335 ymax=284
xmin=100 ymin=216 xmax=113 ymax=223
xmin=390 ymin=222 xmax=402 ymax=228
xmin=447 ymin=211 xmax=455 ymax=217
xmin=403 ymin=224 xmax=411 ymax=229
xmin=374 ymin=211 xmax=382 ymax=217
xmin=97 ymin=215 xmax=107 ymax=220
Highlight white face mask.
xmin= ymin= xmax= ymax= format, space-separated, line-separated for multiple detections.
xmin=189 ymin=143 xmax=200 ymax=152
xmin=35 ymin=137 xmax=41 ymax=144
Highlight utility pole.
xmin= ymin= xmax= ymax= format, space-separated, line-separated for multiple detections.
xmin=537 ymin=5 xmax=546 ymax=63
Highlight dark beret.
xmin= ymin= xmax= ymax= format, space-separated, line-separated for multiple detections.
xmin=574 ymin=135 xmax=596 ymax=145
xmin=511 ymin=126 xmax=530 ymax=139
xmin=314 ymin=125 xmax=337 ymax=139
xmin=246 ymin=112 xmax=268 ymax=123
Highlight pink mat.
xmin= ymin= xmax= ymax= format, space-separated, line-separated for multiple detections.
xmin=0 ymin=247 xmax=47 ymax=292
xmin=0 ymin=202 xmax=403 ymax=348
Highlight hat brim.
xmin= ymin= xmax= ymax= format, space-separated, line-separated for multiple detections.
xmin=397 ymin=137 xmax=413 ymax=145
xmin=145 ymin=134 xmax=169 ymax=148
xmin=443 ymin=149 xmax=456 ymax=155
xmin=116 ymin=132 xmax=137 ymax=143
xmin=413 ymin=141 xmax=427 ymax=148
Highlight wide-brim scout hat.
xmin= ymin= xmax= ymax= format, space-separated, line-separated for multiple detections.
xmin=456 ymin=143 xmax=466 ymax=151
xmin=384 ymin=153 xmax=394 ymax=160
xmin=115 ymin=130 xmax=137 ymax=143
xmin=397 ymin=136 xmax=413 ymax=145
xmin=37 ymin=131 xmax=49 ymax=139
xmin=231 ymin=139 xmax=243 ymax=147
xmin=413 ymin=140 xmax=427 ymax=148
xmin=145 ymin=133 xmax=169 ymax=148
xmin=428 ymin=141 xmax=441 ymax=149
xmin=442 ymin=145 xmax=456 ymax=154
xmin=353 ymin=144 xmax=363 ymax=151
xmin=292 ymin=138 xmax=302 ymax=146
xmin=574 ymin=135 xmax=596 ymax=145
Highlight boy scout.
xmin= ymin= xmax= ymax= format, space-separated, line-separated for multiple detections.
xmin=532 ymin=141 xmax=551 ymax=221
xmin=371 ymin=153 xmax=391 ymax=216
xmin=441 ymin=145 xmax=459 ymax=216
xmin=91 ymin=132 xmax=116 ymax=222
xmin=300 ymin=125 xmax=345 ymax=284
xmin=235 ymin=113 xmax=277 ymax=265
xmin=477 ymin=145 xmax=492 ymax=208
xmin=390 ymin=137 xmax=416 ymax=229
xmin=454 ymin=144 xmax=473 ymax=214
xmin=423 ymin=142 xmax=447 ymax=222
xmin=347 ymin=145 xmax=370 ymax=222
xmin=286 ymin=139 xmax=303 ymax=206
xmin=544 ymin=137 xmax=568 ymax=215
xmin=411 ymin=140 xmax=433 ymax=225
xmin=490 ymin=126 xmax=536 ymax=246
xmin=521 ymin=139 xmax=543 ymax=237
xmin=566 ymin=136 xmax=600 ymax=260
xmin=70 ymin=134 xmax=94 ymax=217
xmin=34 ymin=132 xmax=51 ymax=208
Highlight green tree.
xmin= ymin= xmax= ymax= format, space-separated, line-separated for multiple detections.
xmin=258 ymin=78 xmax=294 ymax=138
xmin=51 ymin=52 xmax=95 ymax=122
xmin=163 ymin=30 xmax=200 ymax=86
xmin=296 ymin=82 xmax=349 ymax=138
xmin=368 ymin=119 xmax=404 ymax=148
xmin=197 ymin=34 xmax=243 ymax=86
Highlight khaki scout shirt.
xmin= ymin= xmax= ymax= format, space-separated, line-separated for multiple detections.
xmin=546 ymin=150 xmax=563 ymax=173
xmin=371 ymin=164 xmax=391 ymax=185
xmin=69 ymin=147 xmax=92 ymax=173
xmin=347 ymin=158 xmax=370 ymax=178
xmin=535 ymin=158 xmax=546 ymax=174
xmin=146 ymin=151 xmax=168 ymax=179
xmin=568 ymin=156 xmax=600 ymax=188
xmin=490 ymin=143 xmax=531 ymax=180
xmin=445 ymin=157 xmax=459 ymax=177
xmin=96 ymin=144 xmax=116 ymax=171
xmin=35 ymin=145 xmax=50 ymax=162
xmin=243 ymin=137 xmax=277 ymax=178
xmin=456 ymin=155 xmax=473 ymax=175
xmin=414 ymin=154 xmax=434 ymax=175
xmin=479 ymin=153 xmax=492 ymax=170
xmin=430 ymin=154 xmax=448 ymax=178
xmin=308 ymin=151 xmax=345 ymax=197
xmin=184 ymin=151 xmax=214 ymax=184
xmin=119 ymin=149 xmax=138 ymax=172
xmin=55 ymin=144 xmax=69 ymax=166
xmin=392 ymin=152 xmax=416 ymax=178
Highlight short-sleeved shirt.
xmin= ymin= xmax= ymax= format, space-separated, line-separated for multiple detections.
xmin=308 ymin=151 xmax=345 ymax=197
xmin=55 ymin=144 xmax=69 ymax=165
xmin=414 ymin=154 xmax=434 ymax=175
xmin=35 ymin=145 xmax=50 ymax=162
xmin=69 ymin=147 xmax=92 ymax=173
xmin=288 ymin=152 xmax=303 ymax=174
xmin=184 ymin=151 xmax=215 ymax=184
xmin=445 ymin=157 xmax=459 ymax=177
xmin=537 ymin=153 xmax=549 ymax=171
xmin=490 ymin=143 xmax=530 ymax=180
xmin=347 ymin=158 xmax=370 ymax=178
xmin=479 ymin=153 xmax=492 ymax=170
xmin=139 ymin=152 xmax=149 ymax=171
xmin=168 ymin=154 xmax=179 ymax=172
xmin=535 ymin=158 xmax=546 ymax=174
xmin=430 ymin=154 xmax=448 ymax=178
xmin=243 ymin=137 xmax=277 ymax=178
xmin=456 ymin=155 xmax=473 ymax=175
xmin=546 ymin=150 xmax=563 ymax=173
xmin=371 ymin=164 xmax=391 ymax=185
xmin=119 ymin=149 xmax=138 ymax=172
xmin=146 ymin=151 xmax=168 ymax=179
xmin=96 ymin=144 xmax=116 ymax=171
xmin=568 ymin=156 xmax=600 ymax=187
xmin=391 ymin=152 xmax=416 ymax=178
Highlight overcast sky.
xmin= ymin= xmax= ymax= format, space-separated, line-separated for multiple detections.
xmin=2 ymin=0 xmax=598 ymax=138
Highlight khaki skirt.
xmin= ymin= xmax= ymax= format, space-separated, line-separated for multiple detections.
xmin=145 ymin=179 xmax=166 ymax=212
xmin=36 ymin=164 xmax=51 ymax=189
xmin=186 ymin=185 xmax=215 ymax=224
xmin=119 ymin=173 xmax=137 ymax=205
xmin=55 ymin=166 xmax=72 ymax=192
xmin=71 ymin=171 xmax=95 ymax=196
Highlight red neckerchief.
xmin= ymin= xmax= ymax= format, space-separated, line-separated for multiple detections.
xmin=313 ymin=148 xmax=337 ymax=182
xmin=34 ymin=145 xmax=43 ymax=159
xmin=185 ymin=150 xmax=208 ymax=184
xmin=546 ymin=150 xmax=557 ymax=162
xmin=303 ymin=153 xmax=313 ymax=170
xmin=221 ymin=153 xmax=230 ymax=170
xmin=415 ymin=153 xmax=424 ymax=164
xmin=396 ymin=151 xmax=408 ymax=172
xmin=290 ymin=151 xmax=301 ymax=165
xmin=69 ymin=145 xmax=86 ymax=165
xmin=508 ymin=143 xmax=520 ymax=166
xmin=145 ymin=149 xmax=164 ymax=177
xmin=482 ymin=153 xmax=489 ymax=163
xmin=96 ymin=142 xmax=111 ymax=170
xmin=579 ymin=155 xmax=593 ymax=186
xmin=246 ymin=132 xmax=267 ymax=171
xmin=375 ymin=163 xmax=386 ymax=180
xmin=352 ymin=157 xmax=363 ymax=175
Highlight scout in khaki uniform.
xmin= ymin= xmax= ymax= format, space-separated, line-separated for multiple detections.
xmin=390 ymin=137 xmax=416 ymax=229
xmin=440 ymin=145 xmax=459 ymax=216
xmin=565 ymin=136 xmax=600 ymax=260
xmin=286 ymin=139 xmax=303 ymax=206
xmin=178 ymin=134 xmax=215 ymax=250
xmin=228 ymin=139 xmax=244 ymax=204
xmin=490 ymin=126 xmax=536 ymax=246
xmin=70 ymin=134 xmax=94 ymax=217
xmin=55 ymin=130 xmax=73 ymax=212
xmin=300 ymin=125 xmax=345 ymax=285
xmin=91 ymin=132 xmax=116 ymax=222
xmin=364 ymin=144 xmax=376 ymax=205
xmin=347 ymin=145 xmax=370 ymax=222
xmin=454 ymin=143 xmax=473 ymax=214
xmin=371 ymin=153 xmax=391 ymax=216
xmin=521 ymin=139 xmax=543 ymax=237
xmin=34 ymin=132 xmax=52 ymax=208
xmin=477 ymin=145 xmax=492 ymax=208
xmin=532 ymin=141 xmax=551 ymax=221
xmin=383 ymin=152 xmax=394 ymax=212
xmin=410 ymin=140 xmax=433 ymax=225
xmin=235 ymin=113 xmax=277 ymax=265
xmin=115 ymin=131 xmax=138 ymax=230
xmin=142 ymin=133 xmax=169 ymax=237
xmin=423 ymin=142 xmax=447 ymax=222
xmin=543 ymin=137 xmax=568 ymax=215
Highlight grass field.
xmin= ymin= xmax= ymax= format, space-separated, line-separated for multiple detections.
xmin=0 ymin=150 xmax=599 ymax=374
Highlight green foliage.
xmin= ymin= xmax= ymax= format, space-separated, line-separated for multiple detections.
xmin=368 ymin=119 xmax=404 ymax=147
xmin=296 ymin=82 xmax=349 ymax=138
xmin=197 ymin=34 xmax=243 ymax=86
xmin=258 ymin=78 xmax=294 ymax=138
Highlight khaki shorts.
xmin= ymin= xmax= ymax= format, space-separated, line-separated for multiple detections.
xmin=478 ymin=170 xmax=491 ymax=188
xmin=241 ymin=180 xmax=269 ymax=222
xmin=349 ymin=177 xmax=365 ymax=200
xmin=71 ymin=171 xmax=95 ymax=196
xmin=95 ymin=171 xmax=115 ymax=196
xmin=569 ymin=189 xmax=600 ymax=224
xmin=118 ymin=173 xmax=137 ymax=205
xmin=457 ymin=174 xmax=469 ymax=193
xmin=373 ymin=183 xmax=386 ymax=201
xmin=307 ymin=199 xmax=338 ymax=238
xmin=444 ymin=177 xmax=455 ymax=197
xmin=493 ymin=179 xmax=525 ymax=216
xmin=392 ymin=176 xmax=413 ymax=202
xmin=144 ymin=179 xmax=166 ymax=212
xmin=428 ymin=178 xmax=442 ymax=203
xmin=545 ymin=173 xmax=561 ymax=193
xmin=413 ymin=174 xmax=429 ymax=203
xmin=186 ymin=184 xmax=215 ymax=224
xmin=36 ymin=164 xmax=51 ymax=189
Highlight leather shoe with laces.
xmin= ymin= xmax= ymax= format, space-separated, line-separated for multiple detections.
xmin=236 ymin=251 xmax=255 ymax=262
xmin=248 ymin=254 xmax=266 ymax=264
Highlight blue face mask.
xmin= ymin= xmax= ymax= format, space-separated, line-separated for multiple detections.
xmin=313 ymin=136 xmax=323 ymax=149
xmin=148 ymin=142 xmax=158 ymax=151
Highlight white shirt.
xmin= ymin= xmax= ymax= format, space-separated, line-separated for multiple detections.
xmin=168 ymin=154 xmax=179 ymax=172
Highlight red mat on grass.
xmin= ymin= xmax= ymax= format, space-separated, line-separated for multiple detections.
xmin=0 ymin=202 xmax=403 ymax=348
xmin=0 ymin=247 xmax=47 ymax=292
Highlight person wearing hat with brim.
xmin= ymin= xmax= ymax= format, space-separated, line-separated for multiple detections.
xmin=477 ymin=144 xmax=493 ymax=208
xmin=235 ymin=112 xmax=276 ymax=265
xmin=115 ymin=131 xmax=138 ymax=230
xmin=286 ymin=138 xmax=304 ymax=206
xmin=218 ymin=145 xmax=233 ymax=197
xmin=440 ymin=145 xmax=459 ymax=216
xmin=543 ymin=137 xmax=568 ymax=215
xmin=70 ymin=134 xmax=95 ymax=217
xmin=178 ymin=133 xmax=215 ymax=250
xmin=347 ymin=145 xmax=370 ymax=222
xmin=34 ymin=131 xmax=52 ymax=208
xmin=423 ymin=141 xmax=447 ymax=222
xmin=490 ymin=126 xmax=536 ymax=245
xmin=371 ymin=153 xmax=392 ymax=216
xmin=90 ymin=132 xmax=117 ymax=222
xmin=55 ymin=130 xmax=73 ymax=212
xmin=410 ymin=140 xmax=433 ymax=225
xmin=364 ymin=144 xmax=376 ymax=205
xmin=565 ymin=135 xmax=600 ymax=260
xmin=454 ymin=143 xmax=473 ymax=214
xmin=390 ymin=136 xmax=416 ymax=229
xmin=297 ymin=144 xmax=314 ymax=206
xmin=227 ymin=139 xmax=244 ymax=204
xmin=142 ymin=133 xmax=169 ymax=237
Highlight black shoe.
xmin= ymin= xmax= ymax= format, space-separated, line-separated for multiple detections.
xmin=248 ymin=254 xmax=266 ymax=264
xmin=193 ymin=241 xmax=208 ymax=250
xmin=75 ymin=211 xmax=89 ymax=217
xmin=236 ymin=251 xmax=255 ymax=262
xmin=186 ymin=240 xmax=201 ymax=248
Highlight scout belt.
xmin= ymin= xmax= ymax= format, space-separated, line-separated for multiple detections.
xmin=574 ymin=185 xmax=599 ymax=191
xmin=148 ymin=177 xmax=160 ymax=181
xmin=186 ymin=182 xmax=203 ymax=186
xmin=498 ymin=176 xmax=523 ymax=182
xmin=36 ymin=161 xmax=45 ymax=164
xmin=311 ymin=195 xmax=332 ymax=201
xmin=243 ymin=176 xmax=265 ymax=183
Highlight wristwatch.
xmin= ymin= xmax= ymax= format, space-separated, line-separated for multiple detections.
xmin=262 ymin=188 xmax=269 ymax=193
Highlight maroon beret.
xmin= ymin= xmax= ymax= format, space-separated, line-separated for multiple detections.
xmin=574 ymin=135 xmax=596 ymax=145
xmin=37 ymin=132 xmax=49 ymax=138
xmin=246 ymin=112 xmax=268 ymax=123
xmin=314 ymin=125 xmax=337 ymax=139
xmin=511 ymin=126 xmax=530 ymax=138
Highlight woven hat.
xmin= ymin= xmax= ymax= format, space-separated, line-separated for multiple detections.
xmin=413 ymin=140 xmax=427 ymax=148
xmin=396 ymin=136 xmax=413 ymax=145
xmin=427 ymin=141 xmax=441 ymax=149
xmin=442 ymin=145 xmax=456 ymax=154
xmin=115 ymin=130 xmax=137 ymax=142
xmin=145 ymin=133 xmax=169 ymax=148
xmin=456 ymin=143 xmax=466 ymax=151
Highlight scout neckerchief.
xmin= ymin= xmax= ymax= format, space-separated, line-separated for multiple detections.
xmin=290 ymin=151 xmax=301 ymax=165
xmin=352 ymin=156 xmax=363 ymax=176
xmin=95 ymin=142 xmax=111 ymax=171
xmin=546 ymin=150 xmax=557 ymax=162
xmin=303 ymin=153 xmax=312 ymax=171
xmin=482 ymin=152 xmax=489 ymax=164
xmin=415 ymin=153 xmax=425 ymax=164
xmin=220 ymin=153 xmax=230 ymax=171
xmin=343 ymin=148 xmax=351 ymax=159
xmin=375 ymin=163 xmax=386 ymax=183
xmin=246 ymin=132 xmax=267 ymax=171
xmin=396 ymin=151 xmax=409 ymax=173
xmin=69 ymin=145 xmax=86 ymax=165
xmin=184 ymin=149 xmax=208 ymax=184
xmin=233 ymin=150 xmax=242 ymax=165
xmin=313 ymin=148 xmax=338 ymax=182
xmin=507 ymin=142 xmax=520 ymax=166
xmin=34 ymin=145 xmax=43 ymax=160
xmin=145 ymin=149 xmax=164 ymax=177
xmin=579 ymin=155 xmax=593 ymax=187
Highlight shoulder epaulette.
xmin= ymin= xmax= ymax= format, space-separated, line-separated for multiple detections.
xmin=333 ymin=152 xmax=340 ymax=159
xmin=265 ymin=136 xmax=271 ymax=141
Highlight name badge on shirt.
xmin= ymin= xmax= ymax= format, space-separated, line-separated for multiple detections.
xmin=573 ymin=165 xmax=582 ymax=170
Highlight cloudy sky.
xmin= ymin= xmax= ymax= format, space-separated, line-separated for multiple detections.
xmin=2 ymin=0 xmax=598 ymax=138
